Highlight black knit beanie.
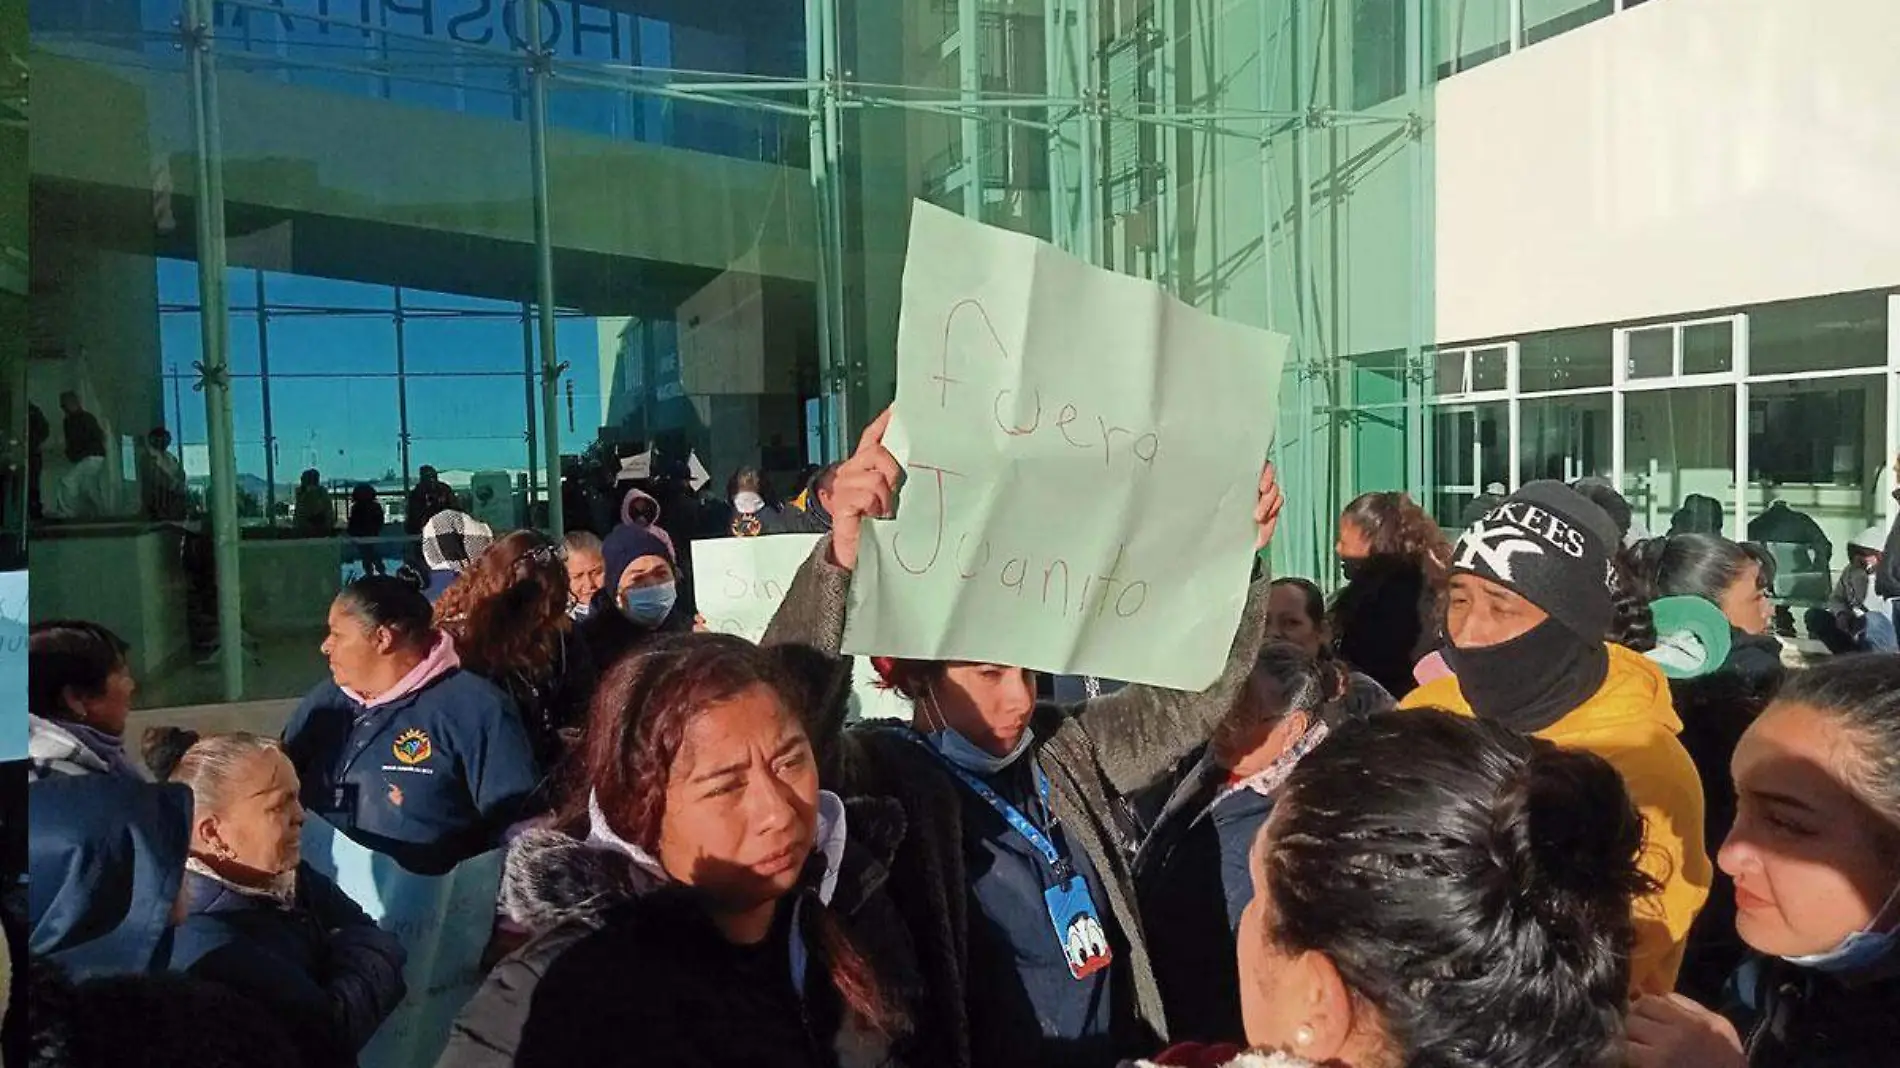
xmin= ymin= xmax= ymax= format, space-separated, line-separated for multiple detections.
xmin=1450 ymin=480 xmax=1619 ymax=643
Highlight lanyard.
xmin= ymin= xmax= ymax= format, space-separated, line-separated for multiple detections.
xmin=901 ymin=732 xmax=1072 ymax=882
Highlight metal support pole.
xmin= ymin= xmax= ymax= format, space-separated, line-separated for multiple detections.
xmin=522 ymin=303 xmax=540 ymax=517
xmin=525 ymin=0 xmax=566 ymax=537
xmin=184 ymin=0 xmax=244 ymax=700
xmin=254 ymin=270 xmax=277 ymax=524
xmin=957 ymin=0 xmax=983 ymax=220
xmin=1404 ymin=0 xmax=1430 ymax=496
xmin=1075 ymin=0 xmax=1100 ymax=266
xmin=807 ymin=0 xmax=841 ymax=460
xmin=394 ymin=286 xmax=411 ymax=487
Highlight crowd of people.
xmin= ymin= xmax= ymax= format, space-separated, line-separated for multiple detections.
xmin=14 ymin=417 xmax=1900 ymax=1068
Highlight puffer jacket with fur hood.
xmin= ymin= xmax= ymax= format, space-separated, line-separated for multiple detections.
xmin=437 ymin=794 xmax=938 ymax=1068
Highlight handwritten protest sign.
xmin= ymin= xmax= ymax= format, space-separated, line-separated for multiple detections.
xmin=842 ymin=202 xmax=1285 ymax=691
xmin=694 ymin=535 xmax=914 ymax=723
xmin=301 ymin=819 xmax=503 ymax=1068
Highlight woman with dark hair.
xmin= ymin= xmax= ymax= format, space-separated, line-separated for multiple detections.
xmin=441 ymin=634 xmax=932 ymax=1068
xmin=164 ymin=731 xmax=407 ymax=1068
xmin=762 ymin=410 xmax=1280 ymax=1068
xmin=1628 ymin=655 xmax=1900 ymax=1068
xmin=1626 ymin=531 xmax=1787 ymax=1004
xmin=1326 ymin=491 xmax=1449 ymax=698
xmin=576 ymin=522 xmax=686 ymax=674
xmin=1133 ymin=642 xmax=1363 ymax=1045
xmin=293 ymin=469 xmax=335 ymax=537
xmin=1133 ymin=708 xmax=1652 ymax=1068
xmin=281 ymin=575 xmax=539 ymax=875
xmin=435 ymin=530 xmax=598 ymax=775
xmin=1263 ymin=578 xmax=1393 ymax=720
xmin=28 ymin=620 xmax=148 ymax=783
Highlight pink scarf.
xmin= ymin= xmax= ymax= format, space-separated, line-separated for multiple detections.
xmin=343 ymin=631 xmax=462 ymax=708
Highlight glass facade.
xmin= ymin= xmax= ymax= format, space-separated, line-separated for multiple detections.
xmin=1429 ymin=288 xmax=1900 ymax=635
xmin=23 ymin=0 xmax=1436 ymax=705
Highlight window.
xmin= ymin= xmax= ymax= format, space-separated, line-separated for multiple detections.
xmin=1519 ymin=328 xmax=1613 ymax=391
xmin=1434 ymin=344 xmax=1513 ymax=396
xmin=1523 ymin=0 xmax=1614 ymax=46
xmin=1748 ymin=292 xmax=1888 ymax=376
xmin=1352 ymin=0 xmax=1408 ymax=109
xmin=1619 ymin=318 xmax=1740 ymax=381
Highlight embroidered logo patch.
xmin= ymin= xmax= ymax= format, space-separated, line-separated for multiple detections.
xmin=392 ymin=729 xmax=433 ymax=766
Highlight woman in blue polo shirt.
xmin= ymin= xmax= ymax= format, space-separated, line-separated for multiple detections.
xmin=282 ymin=575 xmax=539 ymax=875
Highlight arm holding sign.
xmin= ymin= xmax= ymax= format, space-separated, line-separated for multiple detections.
xmin=1071 ymin=464 xmax=1281 ymax=796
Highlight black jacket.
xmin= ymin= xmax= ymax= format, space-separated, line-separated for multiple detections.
xmin=761 ymin=536 xmax=1271 ymax=1067
xmin=1329 ymin=556 xmax=1437 ymax=699
xmin=1876 ymin=504 xmax=1900 ymax=601
xmin=439 ymin=796 xmax=937 ymax=1068
xmin=171 ymin=865 xmax=407 ymax=1068
xmin=1674 ymin=631 xmax=1785 ymax=1007
xmin=1724 ymin=953 xmax=1900 ymax=1067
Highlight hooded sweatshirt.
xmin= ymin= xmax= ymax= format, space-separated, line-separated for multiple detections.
xmin=281 ymin=632 xmax=540 ymax=876
xmin=29 ymin=776 xmax=194 ymax=979
xmin=28 ymin=714 xmax=153 ymax=784
xmin=1402 ymin=642 xmax=1712 ymax=997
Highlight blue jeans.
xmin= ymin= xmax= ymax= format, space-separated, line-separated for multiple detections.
xmin=1865 ymin=603 xmax=1899 ymax=653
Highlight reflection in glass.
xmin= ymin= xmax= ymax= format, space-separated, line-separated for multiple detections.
xmin=1747 ymin=379 xmax=1886 ymax=622
xmin=1520 ymin=393 xmax=1613 ymax=487
xmin=1518 ymin=328 xmax=1613 ymax=392
xmin=1432 ymin=403 xmax=1508 ymax=529
xmin=1626 ymin=327 xmax=1673 ymax=380
xmin=1624 ymin=388 xmax=1736 ymax=539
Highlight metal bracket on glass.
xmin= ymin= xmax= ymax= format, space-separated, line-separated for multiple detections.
xmin=191 ymin=361 xmax=230 ymax=393
xmin=172 ymin=13 xmax=213 ymax=54
xmin=1303 ymin=105 xmax=1334 ymax=130
xmin=1405 ymin=112 xmax=1428 ymax=142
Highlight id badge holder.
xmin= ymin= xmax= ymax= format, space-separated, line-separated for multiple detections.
xmin=1043 ymin=876 xmax=1113 ymax=980
xmin=323 ymin=782 xmax=360 ymax=828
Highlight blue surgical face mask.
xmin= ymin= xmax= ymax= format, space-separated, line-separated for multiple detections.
xmin=918 ymin=683 xmax=1033 ymax=775
xmin=929 ymin=724 xmax=1032 ymax=776
xmin=618 ymin=581 xmax=677 ymax=627
xmin=1781 ymin=881 xmax=1900 ymax=974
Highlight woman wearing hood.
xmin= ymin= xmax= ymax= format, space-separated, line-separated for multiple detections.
xmin=29 ymin=775 xmax=193 ymax=978
xmin=1127 ymin=708 xmax=1652 ymax=1068
xmin=164 ymin=730 xmax=407 ymax=1068
xmin=1628 ymin=655 xmax=1900 ymax=1068
xmin=760 ymin=410 xmax=1280 ymax=1068
xmin=440 ymin=634 xmax=933 ymax=1068
xmin=29 ymin=620 xmax=149 ymax=783
xmin=1399 ymin=481 xmax=1712 ymax=997
xmin=576 ymin=522 xmax=686 ymax=674
xmin=620 ymin=484 xmax=679 ymax=558
xmin=281 ymin=575 xmax=540 ymax=876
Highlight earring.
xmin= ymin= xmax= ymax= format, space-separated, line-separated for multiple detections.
xmin=1294 ymin=1025 xmax=1315 ymax=1047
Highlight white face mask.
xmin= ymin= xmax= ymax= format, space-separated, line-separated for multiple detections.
xmin=732 ymin=491 xmax=766 ymax=516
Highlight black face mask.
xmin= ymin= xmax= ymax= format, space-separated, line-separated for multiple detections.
xmin=1339 ymin=556 xmax=1368 ymax=583
xmin=1442 ymin=618 xmax=1609 ymax=734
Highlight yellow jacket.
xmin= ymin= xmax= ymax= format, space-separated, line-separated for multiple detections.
xmin=1401 ymin=643 xmax=1712 ymax=997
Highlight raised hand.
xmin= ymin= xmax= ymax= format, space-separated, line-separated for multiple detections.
xmin=828 ymin=407 xmax=903 ymax=572
xmin=1255 ymin=462 xmax=1284 ymax=551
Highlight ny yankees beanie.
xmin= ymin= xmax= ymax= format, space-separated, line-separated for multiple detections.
xmin=1451 ymin=480 xmax=1620 ymax=644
